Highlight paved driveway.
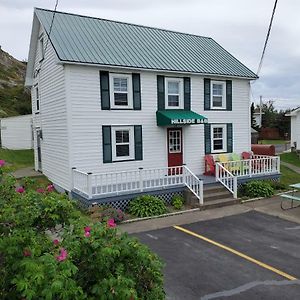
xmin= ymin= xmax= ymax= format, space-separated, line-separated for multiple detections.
xmin=133 ymin=211 xmax=300 ymax=299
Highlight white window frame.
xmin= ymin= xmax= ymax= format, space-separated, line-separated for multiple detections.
xmin=109 ymin=73 xmax=133 ymax=109
xmin=211 ymin=124 xmax=227 ymax=153
xmin=35 ymin=86 xmax=40 ymax=113
xmin=165 ymin=77 xmax=184 ymax=109
xmin=111 ymin=126 xmax=135 ymax=161
xmin=168 ymin=129 xmax=182 ymax=153
xmin=211 ymin=80 xmax=226 ymax=109
xmin=39 ymin=36 xmax=44 ymax=62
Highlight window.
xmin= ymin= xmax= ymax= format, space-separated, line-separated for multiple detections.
xmin=109 ymin=74 xmax=133 ymax=109
xmin=35 ymin=86 xmax=40 ymax=112
xmin=168 ymin=130 xmax=181 ymax=153
xmin=39 ymin=37 xmax=44 ymax=61
xmin=211 ymin=81 xmax=226 ymax=109
xmin=211 ymin=124 xmax=227 ymax=153
xmin=165 ymin=78 xmax=183 ymax=109
xmin=112 ymin=126 xmax=134 ymax=161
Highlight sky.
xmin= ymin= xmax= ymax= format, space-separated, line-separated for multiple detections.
xmin=0 ymin=0 xmax=299 ymax=111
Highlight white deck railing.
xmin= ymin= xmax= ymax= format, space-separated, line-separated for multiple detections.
xmin=216 ymin=155 xmax=280 ymax=198
xmin=72 ymin=165 xmax=203 ymax=205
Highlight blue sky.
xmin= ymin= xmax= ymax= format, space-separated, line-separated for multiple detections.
xmin=0 ymin=0 xmax=299 ymax=110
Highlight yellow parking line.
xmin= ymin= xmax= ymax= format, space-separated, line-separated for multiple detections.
xmin=173 ymin=225 xmax=297 ymax=281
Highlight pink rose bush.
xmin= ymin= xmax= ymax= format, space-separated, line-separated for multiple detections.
xmin=0 ymin=159 xmax=5 ymax=167
xmin=107 ymin=218 xmax=116 ymax=228
xmin=16 ymin=186 xmax=25 ymax=193
xmin=47 ymin=184 xmax=55 ymax=192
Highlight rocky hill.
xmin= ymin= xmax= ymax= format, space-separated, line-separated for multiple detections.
xmin=0 ymin=47 xmax=31 ymax=117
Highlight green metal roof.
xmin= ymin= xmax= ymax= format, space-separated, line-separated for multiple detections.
xmin=35 ymin=8 xmax=258 ymax=79
xmin=156 ymin=110 xmax=207 ymax=126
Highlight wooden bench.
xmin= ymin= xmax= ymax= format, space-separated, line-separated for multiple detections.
xmin=280 ymin=193 xmax=300 ymax=210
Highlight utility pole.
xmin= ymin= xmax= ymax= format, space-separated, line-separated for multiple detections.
xmin=259 ymin=95 xmax=263 ymax=127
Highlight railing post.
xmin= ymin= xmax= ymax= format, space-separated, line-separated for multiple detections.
xmin=233 ymin=176 xmax=238 ymax=199
xmin=87 ymin=172 xmax=93 ymax=199
xmin=71 ymin=167 xmax=76 ymax=189
xmin=249 ymin=159 xmax=252 ymax=177
xmin=139 ymin=167 xmax=144 ymax=192
xmin=199 ymin=180 xmax=204 ymax=205
xmin=278 ymin=156 xmax=280 ymax=173
xmin=182 ymin=164 xmax=186 ymax=185
xmin=215 ymin=163 xmax=219 ymax=182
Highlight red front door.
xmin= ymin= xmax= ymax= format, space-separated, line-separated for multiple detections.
xmin=167 ymin=128 xmax=183 ymax=174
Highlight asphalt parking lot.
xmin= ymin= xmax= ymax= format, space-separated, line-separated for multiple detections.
xmin=133 ymin=211 xmax=300 ymax=299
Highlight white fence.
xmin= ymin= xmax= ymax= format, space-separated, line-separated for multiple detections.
xmin=72 ymin=165 xmax=203 ymax=204
xmin=216 ymin=155 xmax=280 ymax=198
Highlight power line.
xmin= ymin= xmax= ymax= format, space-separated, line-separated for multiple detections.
xmin=256 ymin=0 xmax=278 ymax=76
xmin=44 ymin=0 xmax=59 ymax=55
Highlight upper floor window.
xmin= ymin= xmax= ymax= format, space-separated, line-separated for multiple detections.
xmin=111 ymin=126 xmax=134 ymax=161
xmin=39 ymin=36 xmax=44 ymax=62
xmin=35 ymin=86 xmax=40 ymax=112
xmin=211 ymin=81 xmax=226 ymax=109
xmin=165 ymin=78 xmax=184 ymax=109
xmin=109 ymin=73 xmax=133 ymax=109
xmin=211 ymin=124 xmax=227 ymax=153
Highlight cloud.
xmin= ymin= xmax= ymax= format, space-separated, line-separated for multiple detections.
xmin=0 ymin=0 xmax=299 ymax=109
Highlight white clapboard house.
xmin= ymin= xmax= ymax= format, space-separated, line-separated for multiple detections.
xmin=287 ymin=107 xmax=300 ymax=151
xmin=25 ymin=8 xmax=280 ymax=208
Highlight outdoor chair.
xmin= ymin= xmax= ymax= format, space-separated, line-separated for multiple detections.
xmin=230 ymin=152 xmax=243 ymax=175
xmin=204 ymin=155 xmax=216 ymax=176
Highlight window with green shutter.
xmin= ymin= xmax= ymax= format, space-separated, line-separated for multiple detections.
xmin=102 ymin=125 xmax=143 ymax=163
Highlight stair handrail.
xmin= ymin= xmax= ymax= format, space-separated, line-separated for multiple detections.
xmin=183 ymin=165 xmax=204 ymax=205
xmin=215 ymin=163 xmax=238 ymax=199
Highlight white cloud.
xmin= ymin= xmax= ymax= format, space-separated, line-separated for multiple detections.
xmin=0 ymin=0 xmax=299 ymax=109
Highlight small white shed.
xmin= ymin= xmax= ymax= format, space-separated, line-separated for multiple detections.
xmin=0 ymin=115 xmax=33 ymax=150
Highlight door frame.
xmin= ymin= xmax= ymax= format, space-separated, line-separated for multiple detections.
xmin=167 ymin=127 xmax=183 ymax=168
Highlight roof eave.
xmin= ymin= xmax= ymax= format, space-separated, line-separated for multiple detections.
xmin=59 ymin=60 xmax=258 ymax=80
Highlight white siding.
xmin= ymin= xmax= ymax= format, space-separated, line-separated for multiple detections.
xmin=67 ymin=66 xmax=251 ymax=180
xmin=31 ymin=24 xmax=70 ymax=190
xmin=291 ymin=113 xmax=300 ymax=150
xmin=0 ymin=115 xmax=33 ymax=150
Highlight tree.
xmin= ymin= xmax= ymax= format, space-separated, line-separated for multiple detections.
xmin=251 ymin=102 xmax=259 ymax=130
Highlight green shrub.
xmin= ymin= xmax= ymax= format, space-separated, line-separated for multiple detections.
xmin=171 ymin=195 xmax=184 ymax=210
xmin=271 ymin=181 xmax=287 ymax=191
xmin=0 ymin=167 xmax=165 ymax=299
xmin=243 ymin=180 xmax=274 ymax=198
xmin=89 ymin=205 xmax=125 ymax=223
xmin=129 ymin=195 xmax=166 ymax=217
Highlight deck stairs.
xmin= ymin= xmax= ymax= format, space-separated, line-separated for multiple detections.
xmin=185 ymin=182 xmax=240 ymax=210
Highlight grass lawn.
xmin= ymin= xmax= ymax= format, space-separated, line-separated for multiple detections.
xmin=280 ymin=152 xmax=300 ymax=168
xmin=280 ymin=165 xmax=300 ymax=186
xmin=258 ymin=140 xmax=287 ymax=145
xmin=0 ymin=149 xmax=34 ymax=170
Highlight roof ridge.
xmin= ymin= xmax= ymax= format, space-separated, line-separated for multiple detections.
xmin=34 ymin=7 xmax=212 ymax=40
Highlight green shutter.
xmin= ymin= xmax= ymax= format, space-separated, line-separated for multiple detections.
xmin=227 ymin=123 xmax=233 ymax=153
xmin=226 ymin=80 xmax=232 ymax=111
xmin=157 ymin=75 xmax=165 ymax=110
xmin=102 ymin=126 xmax=112 ymax=163
xmin=134 ymin=125 xmax=143 ymax=161
xmin=204 ymin=78 xmax=211 ymax=110
xmin=100 ymin=71 xmax=110 ymax=110
xmin=204 ymin=123 xmax=211 ymax=154
xmin=184 ymin=77 xmax=191 ymax=110
xmin=132 ymin=73 xmax=141 ymax=110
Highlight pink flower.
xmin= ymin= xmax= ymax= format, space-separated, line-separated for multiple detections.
xmin=23 ymin=249 xmax=31 ymax=257
xmin=36 ymin=188 xmax=45 ymax=193
xmin=53 ymin=239 xmax=59 ymax=246
xmin=56 ymin=248 xmax=68 ymax=262
xmin=84 ymin=226 xmax=91 ymax=233
xmin=16 ymin=187 xmax=25 ymax=193
xmin=0 ymin=160 xmax=5 ymax=167
xmin=84 ymin=231 xmax=91 ymax=237
xmin=107 ymin=218 xmax=116 ymax=228
xmin=47 ymin=184 xmax=55 ymax=192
